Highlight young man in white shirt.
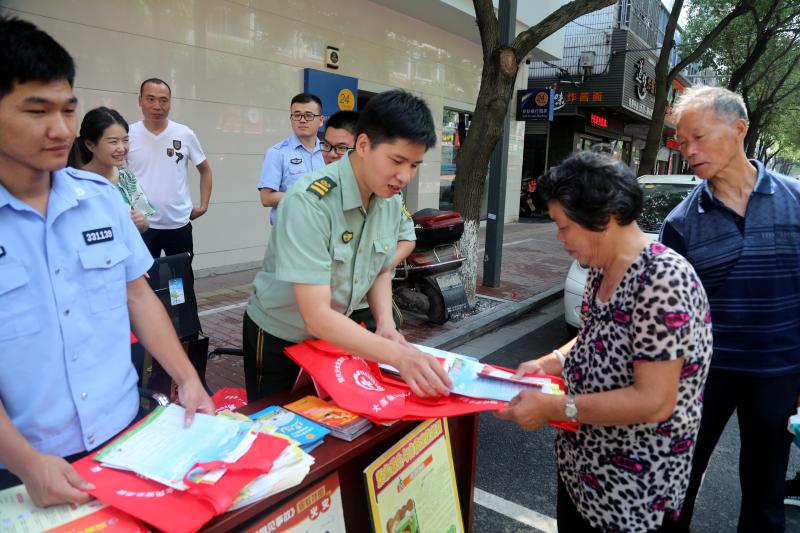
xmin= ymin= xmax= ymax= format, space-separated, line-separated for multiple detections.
xmin=127 ymin=78 xmax=213 ymax=261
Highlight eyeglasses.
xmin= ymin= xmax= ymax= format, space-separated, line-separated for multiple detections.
xmin=290 ymin=112 xmax=322 ymax=122
xmin=320 ymin=141 xmax=353 ymax=155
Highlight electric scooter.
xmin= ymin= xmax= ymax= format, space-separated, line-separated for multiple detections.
xmin=393 ymin=208 xmax=469 ymax=324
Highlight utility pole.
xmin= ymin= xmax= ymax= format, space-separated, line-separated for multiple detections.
xmin=483 ymin=0 xmax=517 ymax=287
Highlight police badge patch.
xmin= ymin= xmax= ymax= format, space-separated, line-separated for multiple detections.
xmin=342 ymin=231 xmax=353 ymax=243
xmin=167 ymin=148 xmax=174 ymax=157
xmin=173 ymin=140 xmax=182 ymax=150
xmin=307 ymin=177 xmax=337 ymax=198
xmin=83 ymin=227 xmax=114 ymax=245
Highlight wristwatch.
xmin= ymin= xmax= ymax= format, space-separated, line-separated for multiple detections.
xmin=565 ymin=394 xmax=578 ymax=422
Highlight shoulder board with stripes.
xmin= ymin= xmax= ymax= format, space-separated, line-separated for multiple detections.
xmin=306 ymin=177 xmax=337 ymax=198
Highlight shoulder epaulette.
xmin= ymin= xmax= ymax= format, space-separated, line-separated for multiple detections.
xmin=306 ymin=177 xmax=337 ymax=199
xmin=65 ymin=167 xmax=112 ymax=186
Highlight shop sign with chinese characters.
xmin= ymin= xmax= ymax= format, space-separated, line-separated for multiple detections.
xmin=634 ymin=58 xmax=656 ymax=100
xmin=517 ymin=88 xmax=555 ymax=121
xmin=553 ymin=90 xmax=604 ymax=111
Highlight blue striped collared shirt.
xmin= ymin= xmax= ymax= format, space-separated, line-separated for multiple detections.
xmin=660 ymin=160 xmax=800 ymax=375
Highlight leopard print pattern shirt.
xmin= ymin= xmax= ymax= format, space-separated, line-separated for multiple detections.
xmin=556 ymin=242 xmax=712 ymax=532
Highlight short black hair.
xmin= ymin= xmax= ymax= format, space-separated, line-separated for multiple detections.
xmin=140 ymin=78 xmax=172 ymax=97
xmin=68 ymin=107 xmax=129 ymax=167
xmin=325 ymin=111 xmax=359 ymax=135
xmin=357 ymin=90 xmax=436 ymax=149
xmin=538 ymin=151 xmax=642 ymax=231
xmin=0 ymin=16 xmax=76 ymax=100
xmin=291 ymin=92 xmax=322 ymax=112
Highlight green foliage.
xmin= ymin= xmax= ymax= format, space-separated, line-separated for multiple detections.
xmin=679 ymin=0 xmax=800 ymax=157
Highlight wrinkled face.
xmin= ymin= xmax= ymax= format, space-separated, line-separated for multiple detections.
xmin=322 ymin=126 xmax=355 ymax=165
xmin=0 ymin=79 xmax=77 ymax=178
xmin=86 ymin=123 xmax=129 ymax=167
xmin=675 ymin=106 xmax=746 ymax=180
xmin=138 ymin=82 xmax=171 ymax=123
xmin=549 ymin=200 xmax=605 ymax=267
xmin=355 ymin=135 xmax=425 ymax=198
xmin=290 ymin=101 xmax=323 ymax=139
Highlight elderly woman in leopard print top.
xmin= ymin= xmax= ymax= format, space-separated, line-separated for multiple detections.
xmin=496 ymin=150 xmax=712 ymax=533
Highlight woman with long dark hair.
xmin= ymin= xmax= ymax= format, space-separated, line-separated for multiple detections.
xmin=69 ymin=107 xmax=154 ymax=232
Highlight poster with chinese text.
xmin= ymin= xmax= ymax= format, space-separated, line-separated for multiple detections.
xmin=242 ymin=472 xmax=345 ymax=533
xmin=364 ymin=418 xmax=463 ymax=533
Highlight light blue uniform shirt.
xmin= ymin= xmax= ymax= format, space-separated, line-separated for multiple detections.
xmin=257 ymin=134 xmax=325 ymax=224
xmin=0 ymin=168 xmax=153 ymax=460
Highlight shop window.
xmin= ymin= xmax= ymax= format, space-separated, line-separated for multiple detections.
xmin=439 ymin=109 xmax=487 ymax=217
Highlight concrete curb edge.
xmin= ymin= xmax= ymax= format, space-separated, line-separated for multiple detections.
xmin=426 ymin=283 xmax=565 ymax=350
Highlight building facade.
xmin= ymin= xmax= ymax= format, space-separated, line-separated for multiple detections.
xmin=523 ymin=0 xmax=701 ymax=186
xmin=1 ymin=0 xmax=567 ymax=274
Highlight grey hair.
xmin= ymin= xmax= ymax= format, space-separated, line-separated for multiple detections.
xmin=673 ymin=85 xmax=748 ymax=124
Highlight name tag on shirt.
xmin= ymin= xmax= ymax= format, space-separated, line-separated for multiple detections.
xmin=83 ymin=227 xmax=114 ymax=245
xmin=290 ymin=158 xmax=303 ymax=164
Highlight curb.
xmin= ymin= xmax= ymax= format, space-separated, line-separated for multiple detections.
xmin=425 ymin=283 xmax=565 ymax=350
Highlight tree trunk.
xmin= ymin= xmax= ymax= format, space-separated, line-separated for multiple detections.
xmin=454 ymin=48 xmax=517 ymax=304
xmin=453 ymin=0 xmax=616 ymax=305
xmin=638 ymin=0 xmax=749 ymax=176
xmin=637 ymin=0 xmax=684 ymax=176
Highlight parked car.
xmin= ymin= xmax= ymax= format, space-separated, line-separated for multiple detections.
xmin=563 ymin=174 xmax=700 ymax=334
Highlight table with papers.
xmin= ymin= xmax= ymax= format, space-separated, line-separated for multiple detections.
xmin=200 ymin=386 xmax=478 ymax=533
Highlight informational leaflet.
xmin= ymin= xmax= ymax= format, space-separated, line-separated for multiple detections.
xmin=364 ymin=418 xmax=463 ymax=533
xmin=0 ymin=485 xmax=145 ymax=532
xmin=95 ymin=403 xmax=257 ymax=490
xmin=413 ymin=345 xmax=561 ymax=402
xmin=241 ymin=472 xmax=345 ymax=533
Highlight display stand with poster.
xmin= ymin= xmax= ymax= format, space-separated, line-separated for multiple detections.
xmin=364 ymin=418 xmax=463 ymax=533
xmin=241 ymin=472 xmax=345 ymax=533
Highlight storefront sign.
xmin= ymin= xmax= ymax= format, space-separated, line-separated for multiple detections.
xmin=626 ymin=97 xmax=654 ymax=118
xmin=664 ymin=79 xmax=687 ymax=122
xmin=517 ymin=88 xmax=554 ymax=121
xmin=634 ymin=58 xmax=656 ymax=100
xmin=364 ymin=418 xmax=463 ymax=533
xmin=553 ymin=90 xmax=566 ymax=110
xmin=552 ymin=90 xmax=603 ymax=111
xmin=589 ymin=114 xmax=608 ymax=129
xmin=303 ymin=68 xmax=358 ymax=118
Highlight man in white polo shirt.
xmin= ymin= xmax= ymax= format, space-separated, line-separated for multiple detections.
xmin=127 ymin=78 xmax=213 ymax=261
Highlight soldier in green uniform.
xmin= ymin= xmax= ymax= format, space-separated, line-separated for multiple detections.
xmin=243 ymin=90 xmax=452 ymax=402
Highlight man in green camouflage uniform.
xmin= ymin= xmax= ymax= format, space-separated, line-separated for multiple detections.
xmin=243 ymin=90 xmax=452 ymax=402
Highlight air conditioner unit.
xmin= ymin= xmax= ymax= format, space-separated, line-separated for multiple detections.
xmin=579 ymin=51 xmax=596 ymax=68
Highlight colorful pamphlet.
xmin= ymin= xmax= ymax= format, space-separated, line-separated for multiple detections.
xmin=284 ymin=395 xmax=372 ymax=441
xmin=249 ymin=405 xmax=330 ymax=451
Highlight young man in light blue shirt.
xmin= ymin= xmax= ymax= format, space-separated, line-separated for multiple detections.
xmin=257 ymin=93 xmax=325 ymax=224
xmin=0 ymin=16 xmax=213 ymax=507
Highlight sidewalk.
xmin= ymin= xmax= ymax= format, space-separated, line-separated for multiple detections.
xmin=194 ymin=218 xmax=573 ymax=392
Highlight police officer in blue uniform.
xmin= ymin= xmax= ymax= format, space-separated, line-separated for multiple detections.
xmin=258 ymin=93 xmax=326 ymax=225
xmin=0 ymin=16 xmax=214 ymax=507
